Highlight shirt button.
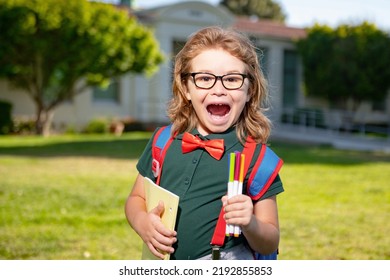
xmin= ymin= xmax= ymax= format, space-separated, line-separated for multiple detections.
xmin=192 ymin=158 xmax=198 ymax=164
xmin=184 ymin=177 xmax=190 ymax=185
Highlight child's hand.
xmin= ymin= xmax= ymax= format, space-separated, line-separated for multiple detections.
xmin=142 ymin=200 xmax=177 ymax=259
xmin=222 ymin=195 xmax=253 ymax=228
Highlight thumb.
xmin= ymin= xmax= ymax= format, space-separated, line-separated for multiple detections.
xmin=150 ymin=200 xmax=165 ymax=217
xmin=221 ymin=195 xmax=228 ymax=207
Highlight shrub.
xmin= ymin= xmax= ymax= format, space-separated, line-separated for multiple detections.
xmin=0 ymin=100 xmax=13 ymax=134
xmin=12 ymin=116 xmax=36 ymax=135
xmin=83 ymin=118 xmax=109 ymax=134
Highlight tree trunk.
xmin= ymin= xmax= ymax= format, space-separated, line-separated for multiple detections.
xmin=35 ymin=107 xmax=54 ymax=137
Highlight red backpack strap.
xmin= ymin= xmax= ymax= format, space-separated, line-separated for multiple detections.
xmin=242 ymin=136 xmax=257 ymax=176
xmin=210 ymin=136 xmax=256 ymax=248
xmin=210 ymin=208 xmax=227 ymax=247
xmin=151 ymin=124 xmax=174 ymax=185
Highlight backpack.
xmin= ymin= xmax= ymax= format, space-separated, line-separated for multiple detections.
xmin=151 ymin=124 xmax=283 ymax=260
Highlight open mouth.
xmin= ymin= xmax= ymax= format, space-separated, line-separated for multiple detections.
xmin=206 ymin=104 xmax=231 ymax=117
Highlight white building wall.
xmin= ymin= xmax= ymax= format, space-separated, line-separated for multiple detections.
xmin=0 ymin=80 xmax=35 ymax=118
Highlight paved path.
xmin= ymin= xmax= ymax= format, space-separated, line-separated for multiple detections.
xmin=271 ymin=124 xmax=390 ymax=153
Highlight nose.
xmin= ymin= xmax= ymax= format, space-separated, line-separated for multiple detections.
xmin=211 ymin=77 xmax=226 ymax=93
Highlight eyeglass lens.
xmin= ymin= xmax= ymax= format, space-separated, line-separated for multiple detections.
xmin=192 ymin=73 xmax=245 ymax=90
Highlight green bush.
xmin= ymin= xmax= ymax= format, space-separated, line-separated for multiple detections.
xmin=12 ymin=117 xmax=36 ymax=134
xmin=0 ymin=100 xmax=13 ymax=134
xmin=83 ymin=118 xmax=109 ymax=134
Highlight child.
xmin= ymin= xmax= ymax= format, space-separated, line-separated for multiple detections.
xmin=125 ymin=26 xmax=284 ymax=260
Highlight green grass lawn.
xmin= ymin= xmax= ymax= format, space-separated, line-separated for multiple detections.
xmin=0 ymin=133 xmax=389 ymax=260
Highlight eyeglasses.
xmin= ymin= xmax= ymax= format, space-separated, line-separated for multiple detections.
xmin=185 ymin=72 xmax=248 ymax=90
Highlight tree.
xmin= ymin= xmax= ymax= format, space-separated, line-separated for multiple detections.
xmin=220 ymin=0 xmax=286 ymax=22
xmin=296 ymin=22 xmax=390 ymax=109
xmin=0 ymin=0 xmax=164 ymax=135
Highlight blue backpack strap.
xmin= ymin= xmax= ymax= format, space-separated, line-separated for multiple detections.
xmin=151 ymin=124 xmax=173 ymax=185
xmin=255 ymin=250 xmax=278 ymax=260
xmin=247 ymin=144 xmax=283 ymax=200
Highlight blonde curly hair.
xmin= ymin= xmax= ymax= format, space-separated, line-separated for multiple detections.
xmin=167 ymin=26 xmax=271 ymax=144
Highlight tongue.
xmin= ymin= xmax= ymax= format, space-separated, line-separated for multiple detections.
xmin=207 ymin=104 xmax=230 ymax=116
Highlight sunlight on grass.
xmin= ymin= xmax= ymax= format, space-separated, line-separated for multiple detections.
xmin=0 ymin=157 xmax=143 ymax=259
xmin=0 ymin=134 xmax=389 ymax=259
xmin=0 ymin=155 xmax=143 ymax=259
xmin=278 ymin=162 xmax=390 ymax=259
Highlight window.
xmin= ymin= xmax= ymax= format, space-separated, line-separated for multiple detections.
xmin=171 ymin=40 xmax=187 ymax=82
xmin=92 ymin=78 xmax=120 ymax=103
xmin=250 ymin=37 xmax=269 ymax=77
xmin=172 ymin=40 xmax=186 ymax=58
xmin=257 ymin=47 xmax=269 ymax=78
xmin=372 ymin=100 xmax=386 ymax=111
xmin=283 ymin=50 xmax=298 ymax=108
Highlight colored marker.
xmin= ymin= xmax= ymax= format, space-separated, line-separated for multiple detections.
xmin=230 ymin=151 xmax=241 ymax=235
xmin=233 ymin=153 xmax=245 ymax=237
xmin=226 ymin=152 xmax=235 ymax=236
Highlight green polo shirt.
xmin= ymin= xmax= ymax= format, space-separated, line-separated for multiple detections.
xmin=136 ymin=127 xmax=284 ymax=260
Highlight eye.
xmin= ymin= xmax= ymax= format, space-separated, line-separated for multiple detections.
xmin=197 ymin=74 xmax=214 ymax=82
xmin=224 ymin=75 xmax=242 ymax=83
xmin=225 ymin=77 xmax=239 ymax=82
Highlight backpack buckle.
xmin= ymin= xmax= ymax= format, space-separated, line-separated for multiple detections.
xmin=211 ymin=245 xmax=220 ymax=260
xmin=152 ymin=158 xmax=160 ymax=178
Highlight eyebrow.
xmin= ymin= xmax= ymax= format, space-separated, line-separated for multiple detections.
xmin=191 ymin=70 xmax=245 ymax=74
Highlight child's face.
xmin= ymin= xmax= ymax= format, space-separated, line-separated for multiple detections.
xmin=184 ymin=49 xmax=250 ymax=136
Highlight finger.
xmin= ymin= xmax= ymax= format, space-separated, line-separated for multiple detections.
xmin=154 ymin=231 xmax=177 ymax=247
xmin=150 ymin=237 xmax=175 ymax=255
xmin=225 ymin=207 xmax=253 ymax=226
xmin=147 ymin=241 xmax=166 ymax=260
xmin=149 ymin=200 xmax=174 ymax=234
xmin=224 ymin=201 xmax=245 ymax=214
xmin=228 ymin=194 xmax=250 ymax=204
xmin=221 ymin=195 xmax=228 ymax=207
xmin=150 ymin=200 xmax=165 ymax=217
xmin=154 ymin=220 xmax=177 ymax=239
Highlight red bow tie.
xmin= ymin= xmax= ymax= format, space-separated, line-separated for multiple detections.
xmin=182 ymin=132 xmax=224 ymax=160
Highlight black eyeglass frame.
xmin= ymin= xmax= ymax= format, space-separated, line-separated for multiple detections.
xmin=184 ymin=72 xmax=248 ymax=90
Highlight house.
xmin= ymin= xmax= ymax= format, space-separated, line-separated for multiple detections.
xmin=0 ymin=1 xmax=388 ymax=133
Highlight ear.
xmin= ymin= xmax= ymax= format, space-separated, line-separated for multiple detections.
xmin=246 ymin=92 xmax=250 ymax=103
xmin=185 ymin=92 xmax=191 ymax=101
xmin=184 ymin=85 xmax=191 ymax=100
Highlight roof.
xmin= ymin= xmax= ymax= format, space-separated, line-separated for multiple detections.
xmin=233 ymin=16 xmax=307 ymax=40
xmin=133 ymin=1 xmax=233 ymax=26
xmin=117 ymin=2 xmax=307 ymax=41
